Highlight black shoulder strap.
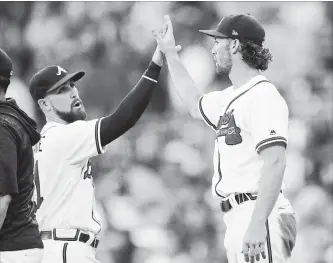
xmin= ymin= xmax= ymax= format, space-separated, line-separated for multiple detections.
xmin=224 ymin=80 xmax=270 ymax=113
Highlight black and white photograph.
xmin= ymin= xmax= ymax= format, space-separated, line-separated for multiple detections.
xmin=0 ymin=1 xmax=332 ymax=263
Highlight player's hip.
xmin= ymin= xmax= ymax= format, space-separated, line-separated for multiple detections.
xmin=37 ymin=218 xmax=102 ymax=235
xmin=212 ymin=176 xmax=260 ymax=198
xmin=221 ymin=192 xmax=295 ymax=224
xmin=40 ymin=230 xmax=100 ymax=263
xmin=40 ymin=228 xmax=100 ymax=249
xmin=223 ymin=212 xmax=296 ymax=263
xmin=41 ymin=239 xmax=99 ymax=263
xmin=221 ymin=193 xmax=297 ymax=256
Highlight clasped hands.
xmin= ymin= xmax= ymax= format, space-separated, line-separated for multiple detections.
xmin=152 ymin=15 xmax=182 ymax=59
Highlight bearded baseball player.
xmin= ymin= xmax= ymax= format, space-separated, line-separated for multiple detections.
xmin=28 ymin=45 xmax=166 ymax=263
xmin=154 ymin=14 xmax=297 ymax=263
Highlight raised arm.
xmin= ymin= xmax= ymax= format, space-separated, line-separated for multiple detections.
xmin=99 ymin=46 xmax=163 ymax=147
xmin=153 ymin=15 xmax=203 ymax=119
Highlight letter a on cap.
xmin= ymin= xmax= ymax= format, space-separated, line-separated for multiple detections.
xmin=56 ymin=66 xmax=67 ymax=76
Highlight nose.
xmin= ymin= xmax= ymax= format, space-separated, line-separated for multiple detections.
xmin=70 ymin=92 xmax=77 ymax=99
xmin=70 ymin=87 xmax=79 ymax=99
xmin=212 ymin=47 xmax=216 ymax=56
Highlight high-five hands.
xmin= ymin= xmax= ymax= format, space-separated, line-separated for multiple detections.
xmin=151 ymin=21 xmax=170 ymax=67
xmin=152 ymin=15 xmax=182 ymax=55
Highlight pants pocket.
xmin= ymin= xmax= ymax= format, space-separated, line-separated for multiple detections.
xmin=278 ymin=209 xmax=297 ymax=258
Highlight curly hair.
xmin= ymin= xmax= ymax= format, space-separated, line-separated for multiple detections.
xmin=239 ymin=41 xmax=273 ymax=71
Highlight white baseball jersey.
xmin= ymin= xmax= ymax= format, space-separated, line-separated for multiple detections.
xmin=32 ymin=118 xmax=105 ymax=234
xmin=198 ymin=75 xmax=288 ymax=198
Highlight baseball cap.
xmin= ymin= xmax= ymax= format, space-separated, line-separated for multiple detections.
xmin=29 ymin=65 xmax=85 ymax=102
xmin=199 ymin=14 xmax=265 ymax=45
xmin=0 ymin=48 xmax=13 ymax=79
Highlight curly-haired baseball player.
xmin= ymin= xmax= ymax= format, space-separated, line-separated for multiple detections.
xmin=154 ymin=14 xmax=297 ymax=263
xmin=28 ymin=44 xmax=169 ymax=263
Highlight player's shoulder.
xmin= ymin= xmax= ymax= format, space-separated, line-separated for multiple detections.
xmin=251 ymin=79 xmax=288 ymax=110
xmin=202 ymin=86 xmax=233 ymax=102
xmin=254 ymin=78 xmax=278 ymax=92
xmin=66 ymin=119 xmax=90 ymax=128
xmin=253 ymin=79 xmax=285 ymax=100
xmin=206 ymin=86 xmax=233 ymax=96
xmin=66 ymin=119 xmax=101 ymax=133
xmin=43 ymin=119 xmax=95 ymax=132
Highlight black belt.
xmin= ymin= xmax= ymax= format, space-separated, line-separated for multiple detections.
xmin=220 ymin=193 xmax=257 ymax=213
xmin=220 ymin=190 xmax=282 ymax=213
xmin=40 ymin=230 xmax=99 ymax=248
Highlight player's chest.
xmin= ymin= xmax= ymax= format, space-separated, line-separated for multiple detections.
xmin=215 ymin=97 xmax=251 ymax=146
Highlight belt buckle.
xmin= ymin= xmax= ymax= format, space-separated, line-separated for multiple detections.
xmin=53 ymin=229 xmax=80 ymax=241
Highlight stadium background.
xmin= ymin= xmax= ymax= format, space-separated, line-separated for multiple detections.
xmin=0 ymin=2 xmax=332 ymax=263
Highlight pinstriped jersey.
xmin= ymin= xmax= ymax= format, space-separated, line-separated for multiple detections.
xmin=33 ymin=119 xmax=105 ymax=234
xmin=198 ymin=75 xmax=288 ymax=198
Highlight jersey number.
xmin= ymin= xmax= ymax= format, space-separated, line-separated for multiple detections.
xmin=33 ymin=160 xmax=44 ymax=212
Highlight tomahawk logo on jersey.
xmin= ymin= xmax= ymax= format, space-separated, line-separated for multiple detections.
xmin=198 ymin=75 xmax=289 ymax=197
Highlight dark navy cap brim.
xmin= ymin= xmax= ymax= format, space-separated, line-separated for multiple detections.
xmin=199 ymin=29 xmax=228 ymax=38
xmin=47 ymin=71 xmax=85 ymax=93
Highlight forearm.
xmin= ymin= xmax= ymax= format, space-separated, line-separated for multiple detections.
xmin=100 ymin=61 xmax=161 ymax=146
xmin=0 ymin=195 xmax=11 ymax=230
xmin=165 ymin=51 xmax=203 ymax=118
xmin=250 ymin=158 xmax=286 ymax=223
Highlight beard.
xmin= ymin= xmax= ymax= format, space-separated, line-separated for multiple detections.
xmin=216 ymin=43 xmax=233 ymax=75
xmin=55 ymin=106 xmax=87 ymax=123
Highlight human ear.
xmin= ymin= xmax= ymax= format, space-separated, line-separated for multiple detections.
xmin=38 ymin=99 xmax=51 ymax=111
xmin=231 ymin=39 xmax=241 ymax=54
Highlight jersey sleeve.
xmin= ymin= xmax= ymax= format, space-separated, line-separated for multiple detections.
xmin=60 ymin=118 xmax=106 ymax=164
xmin=0 ymin=123 xmax=18 ymax=195
xmin=197 ymin=91 xmax=224 ymax=130
xmin=250 ymin=86 xmax=289 ymax=154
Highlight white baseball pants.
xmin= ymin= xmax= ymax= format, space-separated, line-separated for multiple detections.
xmin=223 ymin=193 xmax=297 ymax=263
xmin=41 ymin=240 xmax=99 ymax=263
xmin=0 ymin=248 xmax=43 ymax=263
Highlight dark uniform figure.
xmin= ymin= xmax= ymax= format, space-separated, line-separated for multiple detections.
xmin=0 ymin=48 xmax=43 ymax=263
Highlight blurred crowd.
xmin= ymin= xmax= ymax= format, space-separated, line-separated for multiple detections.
xmin=1 ymin=2 xmax=332 ymax=263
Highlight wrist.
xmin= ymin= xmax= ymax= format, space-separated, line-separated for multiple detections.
xmin=165 ymin=49 xmax=179 ymax=59
xmin=250 ymin=214 xmax=267 ymax=225
xmin=144 ymin=61 xmax=162 ymax=81
xmin=152 ymin=54 xmax=163 ymax=67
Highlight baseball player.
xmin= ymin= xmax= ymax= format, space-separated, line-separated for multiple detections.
xmin=154 ymin=15 xmax=297 ymax=263
xmin=28 ymin=45 xmax=166 ymax=263
xmin=0 ymin=48 xmax=43 ymax=263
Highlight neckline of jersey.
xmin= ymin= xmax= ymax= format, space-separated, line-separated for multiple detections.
xmin=231 ymin=74 xmax=267 ymax=97
xmin=41 ymin=121 xmax=64 ymax=135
